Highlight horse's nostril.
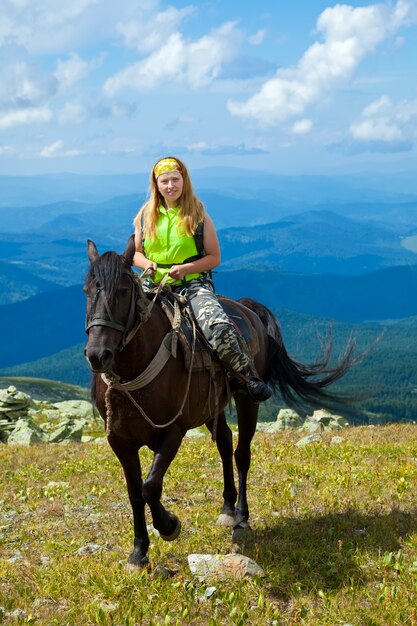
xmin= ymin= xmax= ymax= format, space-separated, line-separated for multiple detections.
xmin=85 ymin=346 xmax=114 ymax=372
xmin=102 ymin=349 xmax=113 ymax=363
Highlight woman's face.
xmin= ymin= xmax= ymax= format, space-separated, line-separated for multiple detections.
xmin=156 ymin=170 xmax=184 ymax=207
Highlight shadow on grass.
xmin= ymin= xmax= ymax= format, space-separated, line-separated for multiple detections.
xmin=239 ymin=507 xmax=417 ymax=599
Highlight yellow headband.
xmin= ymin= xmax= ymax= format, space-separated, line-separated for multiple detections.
xmin=154 ymin=158 xmax=180 ymax=178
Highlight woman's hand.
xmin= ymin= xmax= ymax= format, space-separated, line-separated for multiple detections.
xmin=144 ymin=261 xmax=157 ymax=276
xmin=168 ymin=264 xmax=188 ymax=280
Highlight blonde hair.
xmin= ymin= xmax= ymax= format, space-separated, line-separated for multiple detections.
xmin=133 ymin=156 xmax=205 ymax=241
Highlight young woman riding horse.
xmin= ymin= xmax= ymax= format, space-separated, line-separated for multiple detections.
xmin=132 ymin=156 xmax=272 ymax=403
xmin=84 ymin=162 xmax=357 ymax=567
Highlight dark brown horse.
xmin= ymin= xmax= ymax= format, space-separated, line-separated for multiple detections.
xmin=84 ymin=236 xmax=356 ymax=567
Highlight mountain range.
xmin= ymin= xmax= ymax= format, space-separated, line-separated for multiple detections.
xmin=1 ymin=167 xmax=417 ymax=410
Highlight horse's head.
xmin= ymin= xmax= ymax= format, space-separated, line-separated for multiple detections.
xmin=84 ymin=235 xmax=144 ymax=373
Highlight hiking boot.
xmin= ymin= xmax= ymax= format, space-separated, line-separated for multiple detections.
xmin=246 ymin=376 xmax=273 ymax=402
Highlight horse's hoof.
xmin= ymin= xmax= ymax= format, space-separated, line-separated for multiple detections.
xmin=126 ymin=555 xmax=149 ymax=570
xmin=232 ymin=522 xmax=252 ymax=544
xmin=216 ymin=512 xmax=235 ymax=527
xmin=159 ymin=517 xmax=181 ymax=542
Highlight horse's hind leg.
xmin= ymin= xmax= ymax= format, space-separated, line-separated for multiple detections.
xmin=233 ymin=395 xmax=259 ymax=537
xmin=107 ymin=433 xmax=149 ymax=567
xmin=206 ymin=411 xmax=237 ymax=527
xmin=142 ymin=426 xmax=183 ymax=541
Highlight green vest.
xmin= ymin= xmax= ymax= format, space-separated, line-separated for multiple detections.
xmin=143 ymin=206 xmax=202 ymax=285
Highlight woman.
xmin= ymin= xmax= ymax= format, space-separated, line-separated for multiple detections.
xmin=133 ymin=156 xmax=272 ymax=402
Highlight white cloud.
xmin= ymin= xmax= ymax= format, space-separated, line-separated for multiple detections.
xmin=349 ymin=94 xmax=417 ymax=145
xmin=58 ymin=102 xmax=87 ymax=125
xmin=117 ymin=6 xmax=195 ymax=53
xmin=292 ymin=119 xmax=313 ymax=135
xmin=1 ymin=0 xmax=151 ymax=54
xmin=248 ymin=29 xmax=267 ymax=46
xmin=104 ymin=21 xmax=241 ymax=94
xmin=54 ymin=52 xmax=105 ymax=90
xmin=0 ymin=106 xmax=52 ymax=129
xmin=228 ymin=0 xmax=417 ymax=126
xmin=0 ymin=43 xmax=57 ymax=108
xmin=40 ymin=139 xmax=81 ymax=158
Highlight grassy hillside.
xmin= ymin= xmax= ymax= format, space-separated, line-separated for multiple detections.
xmin=1 ymin=425 xmax=417 ymax=625
xmin=0 ymin=376 xmax=89 ymax=402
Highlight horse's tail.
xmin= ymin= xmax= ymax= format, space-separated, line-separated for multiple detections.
xmin=238 ymin=297 xmax=358 ymax=415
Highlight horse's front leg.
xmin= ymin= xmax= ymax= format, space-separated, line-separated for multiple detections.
xmin=143 ymin=426 xmax=184 ymax=541
xmin=107 ymin=432 xmax=149 ymax=567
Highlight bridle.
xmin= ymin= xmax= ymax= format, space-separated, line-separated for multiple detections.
xmin=85 ymin=268 xmax=147 ymax=351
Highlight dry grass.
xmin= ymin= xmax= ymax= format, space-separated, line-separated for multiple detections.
xmin=1 ymin=425 xmax=417 ymax=624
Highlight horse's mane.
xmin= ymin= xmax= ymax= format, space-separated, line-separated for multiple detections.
xmin=85 ymin=251 xmax=124 ymax=303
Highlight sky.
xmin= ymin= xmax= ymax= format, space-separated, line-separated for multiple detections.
xmin=1 ymin=0 xmax=417 ymax=176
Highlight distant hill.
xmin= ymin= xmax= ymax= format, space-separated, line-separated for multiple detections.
xmin=214 ymin=265 xmax=417 ymax=322
xmin=1 ymin=207 xmax=417 ymax=292
xmin=0 ymin=285 xmax=85 ymax=367
xmin=3 ymin=169 xmax=417 ymax=207
xmin=219 ymin=211 xmax=417 ymax=275
xmin=0 ymin=261 xmax=60 ymax=305
xmin=2 ymin=310 xmax=417 ymax=424
xmin=1 ymin=263 xmax=417 ymax=370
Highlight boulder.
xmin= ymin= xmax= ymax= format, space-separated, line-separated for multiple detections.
xmin=52 ymin=400 xmax=95 ymax=420
xmin=8 ymin=418 xmax=46 ymax=445
xmin=257 ymin=408 xmax=303 ymax=432
xmin=188 ymin=553 xmax=265 ymax=581
xmin=302 ymin=409 xmax=349 ymax=431
xmin=48 ymin=418 xmax=85 ymax=443
xmin=296 ymin=433 xmax=323 ymax=447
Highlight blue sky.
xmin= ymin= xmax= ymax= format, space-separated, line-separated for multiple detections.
xmin=1 ymin=0 xmax=417 ymax=176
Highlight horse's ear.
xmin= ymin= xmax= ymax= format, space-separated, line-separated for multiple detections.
xmin=121 ymin=234 xmax=135 ymax=267
xmin=87 ymin=240 xmax=99 ymax=263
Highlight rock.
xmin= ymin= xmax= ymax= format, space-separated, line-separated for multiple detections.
xmin=99 ymin=601 xmax=119 ymax=613
xmin=48 ymin=418 xmax=85 ymax=443
xmin=257 ymin=408 xmax=303 ymax=432
xmin=296 ymin=433 xmax=323 ymax=447
xmin=276 ymin=408 xmax=303 ymax=429
xmin=76 ymin=543 xmax=102 ymax=555
xmin=92 ymin=437 xmax=107 ymax=444
xmin=187 ymin=553 xmax=265 ymax=581
xmin=153 ymin=565 xmax=176 ymax=579
xmin=52 ymin=400 xmax=95 ymax=420
xmin=185 ymin=428 xmax=206 ymax=438
xmin=5 ymin=608 xmax=27 ymax=620
xmin=331 ymin=436 xmax=345 ymax=445
xmin=302 ymin=409 xmax=349 ymax=432
xmin=256 ymin=421 xmax=283 ymax=433
xmin=8 ymin=418 xmax=46 ymax=445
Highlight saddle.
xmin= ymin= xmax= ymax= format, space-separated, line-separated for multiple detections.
xmin=154 ymin=291 xmax=259 ymax=372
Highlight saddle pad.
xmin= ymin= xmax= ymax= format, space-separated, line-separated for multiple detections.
xmin=156 ymin=292 xmax=258 ymax=372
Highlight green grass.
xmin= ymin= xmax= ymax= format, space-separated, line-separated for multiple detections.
xmin=1 ymin=426 xmax=417 ymax=624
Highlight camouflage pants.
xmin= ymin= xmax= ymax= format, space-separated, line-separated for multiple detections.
xmin=183 ymin=277 xmax=251 ymax=374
